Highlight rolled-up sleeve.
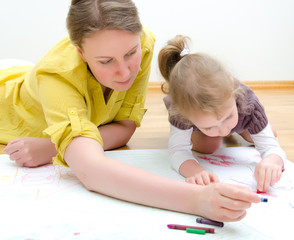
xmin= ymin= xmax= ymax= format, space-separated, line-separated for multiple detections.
xmin=38 ymin=73 xmax=102 ymax=166
xmin=43 ymin=108 xmax=102 ymax=166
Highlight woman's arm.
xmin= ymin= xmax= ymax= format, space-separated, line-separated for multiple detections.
xmin=3 ymin=120 xmax=136 ymax=167
xmin=98 ymin=120 xmax=136 ymax=150
xmin=64 ymin=136 xmax=260 ymax=222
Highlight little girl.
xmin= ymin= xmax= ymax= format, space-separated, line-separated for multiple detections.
xmin=158 ymin=35 xmax=287 ymax=193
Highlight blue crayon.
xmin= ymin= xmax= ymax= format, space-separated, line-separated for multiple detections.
xmin=260 ymin=197 xmax=268 ymax=202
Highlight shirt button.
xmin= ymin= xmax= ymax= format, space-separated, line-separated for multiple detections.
xmin=69 ymin=110 xmax=76 ymax=115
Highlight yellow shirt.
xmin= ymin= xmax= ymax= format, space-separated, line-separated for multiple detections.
xmin=0 ymin=27 xmax=155 ymax=166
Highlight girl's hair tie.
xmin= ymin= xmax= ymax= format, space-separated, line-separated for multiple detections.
xmin=180 ymin=47 xmax=190 ymax=57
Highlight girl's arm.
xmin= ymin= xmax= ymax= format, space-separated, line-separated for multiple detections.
xmin=64 ymin=136 xmax=260 ymax=222
xmin=168 ymin=125 xmax=219 ymax=185
xmin=251 ymin=123 xmax=286 ymax=192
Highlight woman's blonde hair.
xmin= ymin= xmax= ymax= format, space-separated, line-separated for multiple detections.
xmin=66 ymin=0 xmax=142 ymax=48
xmin=158 ymin=35 xmax=245 ymax=119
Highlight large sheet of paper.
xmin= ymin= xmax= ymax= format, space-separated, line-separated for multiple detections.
xmin=0 ymin=147 xmax=293 ymax=239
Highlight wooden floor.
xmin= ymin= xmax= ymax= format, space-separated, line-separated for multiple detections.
xmin=1 ymin=84 xmax=294 ymax=163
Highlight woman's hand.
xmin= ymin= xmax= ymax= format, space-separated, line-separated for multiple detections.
xmin=3 ymin=137 xmax=57 ymax=167
xmin=196 ymin=183 xmax=261 ymax=222
xmin=254 ymin=154 xmax=284 ymax=192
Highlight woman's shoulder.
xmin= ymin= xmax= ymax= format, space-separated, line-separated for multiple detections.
xmin=140 ymin=26 xmax=156 ymax=51
xmin=35 ymin=36 xmax=85 ymax=73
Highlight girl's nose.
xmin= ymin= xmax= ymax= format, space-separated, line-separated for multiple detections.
xmin=219 ymin=127 xmax=230 ymax=136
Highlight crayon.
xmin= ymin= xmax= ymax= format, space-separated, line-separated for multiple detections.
xmin=167 ymin=224 xmax=215 ymax=233
xmin=196 ymin=217 xmax=224 ymax=227
xmin=260 ymin=197 xmax=268 ymax=202
xmin=186 ymin=228 xmax=206 ymax=235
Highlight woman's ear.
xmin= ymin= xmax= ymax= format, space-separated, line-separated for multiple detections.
xmin=76 ymin=45 xmax=86 ymax=62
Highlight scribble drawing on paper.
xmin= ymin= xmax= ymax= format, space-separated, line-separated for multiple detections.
xmin=20 ymin=165 xmax=60 ymax=186
xmin=197 ymin=154 xmax=236 ymax=167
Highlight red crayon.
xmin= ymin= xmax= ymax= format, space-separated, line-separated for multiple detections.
xmin=167 ymin=224 xmax=215 ymax=233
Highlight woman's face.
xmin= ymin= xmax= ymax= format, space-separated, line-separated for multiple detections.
xmin=77 ymin=29 xmax=142 ymax=92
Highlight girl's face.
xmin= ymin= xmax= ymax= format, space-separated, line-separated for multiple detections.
xmin=77 ymin=30 xmax=142 ymax=92
xmin=188 ymin=97 xmax=238 ymax=137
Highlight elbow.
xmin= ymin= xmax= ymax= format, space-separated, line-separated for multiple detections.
xmin=120 ymin=122 xmax=137 ymax=146
xmin=74 ymin=170 xmax=97 ymax=192
xmin=78 ymin=174 xmax=98 ymax=192
xmin=82 ymin=179 xmax=94 ymax=192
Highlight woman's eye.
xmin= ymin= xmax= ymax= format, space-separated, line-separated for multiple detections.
xmin=100 ymin=59 xmax=112 ymax=64
xmin=127 ymin=50 xmax=136 ymax=56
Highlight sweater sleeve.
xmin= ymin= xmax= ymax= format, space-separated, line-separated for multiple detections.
xmin=251 ymin=123 xmax=287 ymax=168
xmin=168 ymin=125 xmax=199 ymax=172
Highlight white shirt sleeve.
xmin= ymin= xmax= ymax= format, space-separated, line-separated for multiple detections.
xmin=251 ymin=123 xmax=287 ymax=167
xmin=168 ymin=124 xmax=199 ymax=172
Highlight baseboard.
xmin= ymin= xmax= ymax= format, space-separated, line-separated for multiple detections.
xmin=148 ymin=81 xmax=294 ymax=90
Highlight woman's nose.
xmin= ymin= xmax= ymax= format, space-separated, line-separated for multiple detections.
xmin=116 ymin=62 xmax=130 ymax=78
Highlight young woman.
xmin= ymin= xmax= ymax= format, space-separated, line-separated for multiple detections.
xmin=158 ymin=35 xmax=287 ymax=193
xmin=0 ymin=1 xmax=260 ymax=222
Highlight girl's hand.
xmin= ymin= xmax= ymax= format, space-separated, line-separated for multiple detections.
xmin=254 ymin=154 xmax=284 ymax=192
xmin=3 ymin=137 xmax=57 ymax=167
xmin=186 ymin=169 xmax=219 ymax=185
xmin=180 ymin=160 xmax=219 ymax=185
xmin=196 ymin=183 xmax=261 ymax=222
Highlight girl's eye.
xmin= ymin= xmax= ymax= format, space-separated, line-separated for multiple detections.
xmin=225 ymin=115 xmax=233 ymax=121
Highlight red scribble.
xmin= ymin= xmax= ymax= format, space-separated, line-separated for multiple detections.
xmin=74 ymin=232 xmax=81 ymax=236
xmin=21 ymin=171 xmax=58 ymax=186
xmin=20 ymin=165 xmax=59 ymax=186
xmin=256 ymin=191 xmax=278 ymax=198
xmin=197 ymin=154 xmax=236 ymax=167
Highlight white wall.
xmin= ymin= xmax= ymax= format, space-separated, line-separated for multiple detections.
xmin=1 ymin=0 xmax=294 ymax=81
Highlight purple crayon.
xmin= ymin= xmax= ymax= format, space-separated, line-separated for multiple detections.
xmin=196 ymin=217 xmax=224 ymax=227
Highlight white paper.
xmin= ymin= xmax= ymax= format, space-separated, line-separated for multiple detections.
xmin=0 ymin=147 xmax=293 ymax=239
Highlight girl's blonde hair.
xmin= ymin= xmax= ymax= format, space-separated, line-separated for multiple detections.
xmin=66 ymin=0 xmax=142 ymax=48
xmin=158 ymin=35 xmax=245 ymax=119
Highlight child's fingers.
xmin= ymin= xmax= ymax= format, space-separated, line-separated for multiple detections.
xmin=195 ymin=176 xmax=205 ymax=185
xmin=210 ymin=173 xmax=219 ymax=183
xmin=263 ymin=168 xmax=272 ymax=192
xmin=185 ymin=178 xmax=196 ymax=184
xmin=201 ymin=173 xmax=212 ymax=185
xmin=255 ymin=167 xmax=265 ymax=191
xmin=270 ymin=169 xmax=278 ymax=186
